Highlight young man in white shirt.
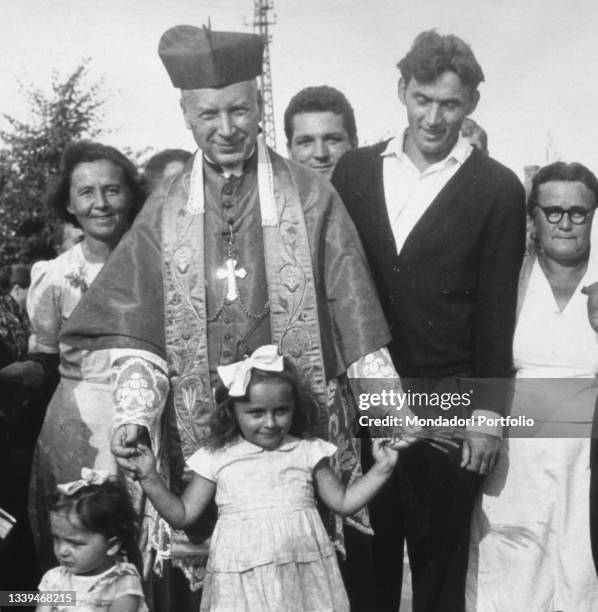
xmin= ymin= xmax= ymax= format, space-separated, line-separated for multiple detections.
xmin=333 ymin=30 xmax=526 ymax=612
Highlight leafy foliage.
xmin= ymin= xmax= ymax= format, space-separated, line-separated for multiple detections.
xmin=0 ymin=60 xmax=106 ymax=264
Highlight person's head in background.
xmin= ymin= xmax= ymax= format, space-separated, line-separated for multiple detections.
xmin=460 ymin=118 xmax=488 ymax=155
xmin=143 ymin=148 xmax=192 ymax=193
xmin=9 ymin=264 xmax=31 ymax=309
xmin=285 ymin=86 xmax=357 ymax=179
xmin=55 ymin=222 xmax=84 ymax=254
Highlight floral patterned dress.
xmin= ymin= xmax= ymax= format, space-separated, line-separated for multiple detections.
xmin=27 ymin=244 xmax=126 ymax=569
xmin=38 ymin=560 xmax=148 ymax=611
xmin=467 ymin=259 xmax=598 ymax=611
xmin=188 ymin=436 xmax=350 ymax=612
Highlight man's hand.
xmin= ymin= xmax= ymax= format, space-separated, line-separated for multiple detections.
xmin=0 ymin=360 xmax=45 ymax=389
xmin=115 ymin=443 xmax=158 ymax=482
xmin=111 ymin=424 xmax=146 ymax=459
xmin=460 ymin=433 xmax=501 ymax=475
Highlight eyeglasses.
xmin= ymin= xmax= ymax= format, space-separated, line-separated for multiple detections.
xmin=536 ymin=206 xmax=594 ymax=225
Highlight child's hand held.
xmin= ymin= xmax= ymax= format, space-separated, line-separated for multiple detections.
xmin=115 ymin=444 xmax=157 ymax=481
xmin=371 ymin=438 xmax=399 ymax=472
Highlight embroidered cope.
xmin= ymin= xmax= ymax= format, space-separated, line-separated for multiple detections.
xmin=62 ymin=142 xmax=392 ymax=587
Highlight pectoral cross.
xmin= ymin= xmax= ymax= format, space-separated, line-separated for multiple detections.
xmin=216 ymin=258 xmax=247 ymax=301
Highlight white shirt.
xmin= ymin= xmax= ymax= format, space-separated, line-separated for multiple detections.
xmin=382 ymin=133 xmax=502 ymax=435
xmin=381 ymin=133 xmax=473 ymax=254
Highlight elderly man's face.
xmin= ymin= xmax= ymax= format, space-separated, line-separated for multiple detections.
xmin=399 ymin=71 xmax=479 ymax=165
xmin=287 ymin=112 xmax=353 ymax=179
xmin=181 ymin=80 xmax=261 ymax=171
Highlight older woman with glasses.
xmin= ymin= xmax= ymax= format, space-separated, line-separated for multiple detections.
xmin=467 ymin=162 xmax=598 ymax=611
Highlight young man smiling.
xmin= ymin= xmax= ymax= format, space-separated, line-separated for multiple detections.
xmin=333 ymin=31 xmax=526 ymax=612
xmin=285 ymin=86 xmax=357 ymax=179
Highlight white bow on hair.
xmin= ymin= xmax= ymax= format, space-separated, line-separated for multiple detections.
xmin=57 ymin=468 xmax=111 ymax=496
xmin=217 ymin=344 xmax=283 ymax=397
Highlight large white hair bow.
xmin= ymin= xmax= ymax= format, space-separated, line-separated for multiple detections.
xmin=217 ymin=344 xmax=283 ymax=397
xmin=57 ymin=468 xmax=111 ymax=496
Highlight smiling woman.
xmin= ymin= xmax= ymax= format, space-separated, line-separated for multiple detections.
xmin=23 ymin=141 xmax=146 ymax=572
xmin=50 ymin=142 xmax=144 ymax=258
xmin=66 ymin=160 xmax=133 ymax=249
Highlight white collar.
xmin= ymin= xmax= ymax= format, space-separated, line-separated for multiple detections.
xmin=226 ymin=435 xmax=301 ymax=456
xmin=188 ymin=135 xmax=277 ymax=225
xmin=63 ymin=561 xmax=118 ymax=583
xmin=203 ymin=146 xmax=257 ymax=178
xmin=381 ymin=131 xmax=472 ymax=168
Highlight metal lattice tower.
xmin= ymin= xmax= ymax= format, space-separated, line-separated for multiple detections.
xmin=252 ymin=0 xmax=276 ymax=149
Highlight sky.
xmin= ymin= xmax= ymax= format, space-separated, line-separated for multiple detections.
xmin=1 ymin=0 xmax=598 ymax=180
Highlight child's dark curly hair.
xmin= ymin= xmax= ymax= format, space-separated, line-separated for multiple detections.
xmin=205 ymin=357 xmax=320 ymax=449
xmin=48 ymin=478 xmax=142 ymax=572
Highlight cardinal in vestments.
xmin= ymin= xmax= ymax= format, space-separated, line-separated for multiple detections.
xmin=62 ymin=24 xmax=400 ymax=605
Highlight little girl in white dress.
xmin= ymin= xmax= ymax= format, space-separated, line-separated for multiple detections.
xmin=118 ymin=345 xmax=401 ymax=611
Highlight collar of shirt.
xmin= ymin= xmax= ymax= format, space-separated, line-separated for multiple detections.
xmin=381 ymin=131 xmax=473 ymax=174
xmin=380 ymin=130 xmax=473 ymax=255
xmin=224 ymin=435 xmax=301 ymax=456
xmin=203 ymin=146 xmax=257 ymax=178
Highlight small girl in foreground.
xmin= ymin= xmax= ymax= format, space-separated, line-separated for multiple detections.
xmin=36 ymin=469 xmax=147 ymax=612
xmin=118 ymin=345 xmax=402 ymax=612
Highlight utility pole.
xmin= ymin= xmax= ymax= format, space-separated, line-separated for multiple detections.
xmin=252 ymin=0 xmax=276 ymax=149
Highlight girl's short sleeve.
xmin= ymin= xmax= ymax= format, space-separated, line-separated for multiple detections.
xmin=100 ymin=563 xmax=149 ymax=612
xmin=38 ymin=566 xmax=61 ymax=591
xmin=110 ymin=572 xmax=148 ymax=611
xmin=186 ymin=447 xmax=216 ymax=481
xmin=27 ymin=260 xmax=60 ymax=354
xmin=306 ymin=438 xmax=337 ymax=469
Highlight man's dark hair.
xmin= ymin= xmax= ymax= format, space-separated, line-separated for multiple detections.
xmin=143 ymin=148 xmax=192 ymax=192
xmin=284 ymin=86 xmax=358 ymax=147
xmin=461 ymin=118 xmax=489 ymax=154
xmin=397 ymin=30 xmax=485 ymax=90
xmin=527 ymin=162 xmax=598 ymax=216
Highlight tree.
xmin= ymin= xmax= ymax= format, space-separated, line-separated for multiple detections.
xmin=0 ymin=59 xmax=106 ymax=264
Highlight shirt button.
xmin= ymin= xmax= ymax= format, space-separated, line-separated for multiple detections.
xmin=224 ymin=318 xmax=231 ymax=325
xmin=223 ymin=350 xmax=232 ymax=358
xmin=223 ymin=185 xmax=233 ymax=195
xmin=223 ymin=201 xmax=234 ymax=209
xmin=224 ymin=333 xmax=232 ymax=340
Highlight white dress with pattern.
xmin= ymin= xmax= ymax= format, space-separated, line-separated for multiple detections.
xmin=187 ymin=435 xmax=350 ymax=612
xmin=27 ymin=244 xmax=128 ymax=568
xmin=467 ymin=260 xmax=598 ymax=611
xmin=38 ymin=560 xmax=148 ymax=611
